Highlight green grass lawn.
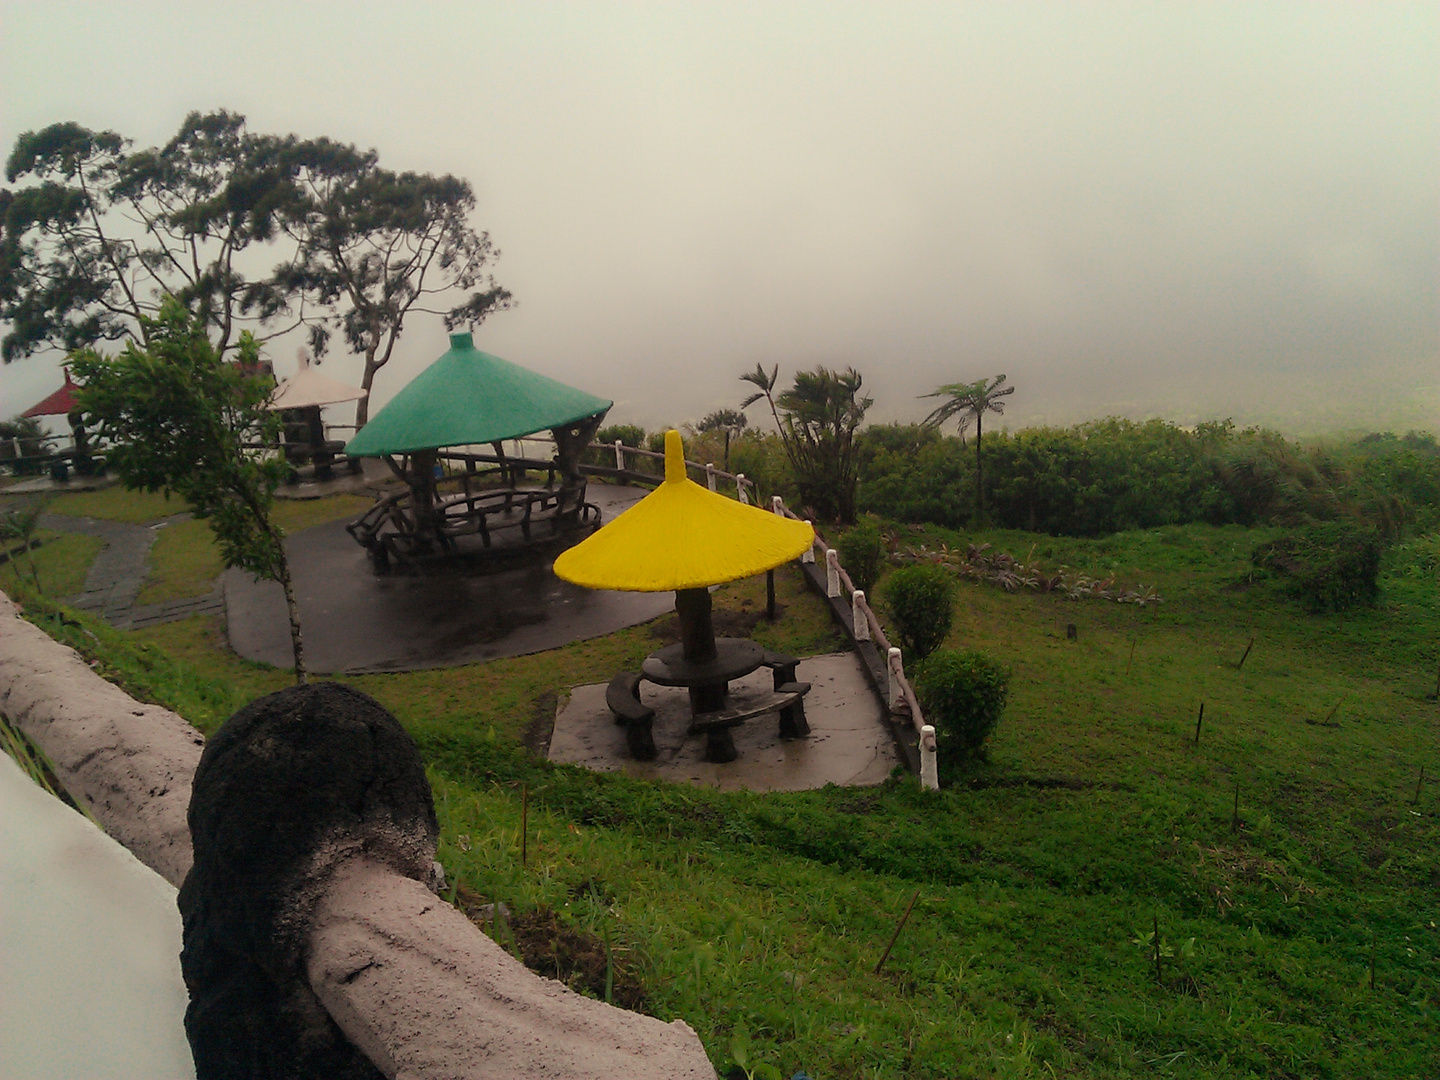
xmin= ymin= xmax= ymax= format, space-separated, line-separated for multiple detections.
xmin=7 ymin=513 xmax=1439 ymax=1079
xmin=43 ymin=485 xmax=188 ymax=523
xmin=0 ymin=530 xmax=105 ymax=599
xmin=134 ymin=494 xmax=374 ymax=605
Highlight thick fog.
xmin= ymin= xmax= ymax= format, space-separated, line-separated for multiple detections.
xmin=2 ymin=2 xmax=1435 ymax=436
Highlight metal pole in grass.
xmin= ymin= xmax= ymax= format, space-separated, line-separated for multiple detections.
xmin=1414 ymin=766 xmax=1426 ymax=806
xmin=1231 ymin=783 xmax=1240 ymax=833
xmin=766 ymin=570 xmax=776 ymax=622
xmin=1194 ymin=703 xmax=1204 ymax=745
xmin=1237 ymin=637 xmax=1254 ymax=670
xmin=875 ymin=889 xmax=921 ymax=974
xmin=1125 ymin=634 xmax=1137 ymax=676
xmin=1153 ymin=913 xmax=1163 ymax=986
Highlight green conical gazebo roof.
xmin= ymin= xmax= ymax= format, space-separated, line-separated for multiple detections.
xmin=344 ymin=333 xmax=612 ymax=457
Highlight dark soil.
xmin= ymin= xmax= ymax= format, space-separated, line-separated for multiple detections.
xmin=453 ymin=884 xmax=648 ymax=1011
xmin=522 ymin=690 xmax=559 ymax=756
xmin=648 ymin=602 xmax=786 ymax=645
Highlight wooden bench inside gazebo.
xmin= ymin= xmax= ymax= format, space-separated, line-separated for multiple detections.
xmin=343 ymin=333 xmax=612 ymax=574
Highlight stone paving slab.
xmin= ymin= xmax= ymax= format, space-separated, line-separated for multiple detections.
xmin=550 ymin=652 xmax=899 ymax=792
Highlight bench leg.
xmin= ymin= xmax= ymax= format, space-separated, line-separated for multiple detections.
xmin=771 ymin=662 xmax=800 ymax=691
xmin=778 ymin=699 xmax=810 ymax=739
xmin=689 ymin=681 xmax=727 ymax=714
xmin=704 ymin=725 xmax=738 ymax=764
xmin=626 ymin=716 xmax=657 ymax=761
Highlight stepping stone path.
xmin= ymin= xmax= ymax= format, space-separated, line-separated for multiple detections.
xmin=41 ymin=513 xmax=225 ymax=630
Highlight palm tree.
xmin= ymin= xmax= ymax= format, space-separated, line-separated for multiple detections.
xmin=697 ymin=408 xmax=747 ymax=471
xmin=922 ymin=374 xmax=1015 ymax=524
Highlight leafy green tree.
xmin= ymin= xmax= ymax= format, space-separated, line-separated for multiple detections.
xmin=70 ymin=299 xmax=307 ymax=682
xmin=922 ymin=374 xmax=1015 ymax=523
xmin=273 ymin=140 xmax=512 ymax=427
xmin=742 ymin=364 xmax=871 ymax=522
xmin=0 ymin=113 xmax=298 ymax=361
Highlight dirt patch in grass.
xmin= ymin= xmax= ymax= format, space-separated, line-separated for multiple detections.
xmin=522 ymin=690 xmax=559 ymax=756
xmin=1194 ymin=843 xmax=1314 ymax=915
xmin=648 ymin=603 xmax=786 ymax=645
xmin=453 ymin=885 xmax=647 ymax=1010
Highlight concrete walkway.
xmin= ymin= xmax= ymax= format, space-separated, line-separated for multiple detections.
xmin=40 ymin=513 xmax=224 ymax=630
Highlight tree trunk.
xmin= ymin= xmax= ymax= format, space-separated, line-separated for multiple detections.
xmin=974 ymin=412 xmax=985 ymax=525
xmin=276 ymin=547 xmax=306 ymax=684
xmin=354 ymin=349 xmax=381 ymax=429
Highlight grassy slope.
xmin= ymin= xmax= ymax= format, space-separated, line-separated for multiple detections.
xmin=9 ymin=511 xmax=1439 ymax=1079
xmin=0 ymin=531 xmax=105 ymax=598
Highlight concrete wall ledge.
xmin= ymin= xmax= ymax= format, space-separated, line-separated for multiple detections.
xmin=0 ymin=590 xmax=716 ymax=1080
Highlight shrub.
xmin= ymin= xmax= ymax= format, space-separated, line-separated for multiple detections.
xmin=597 ymin=424 xmax=645 ymax=448
xmin=837 ymin=515 xmax=887 ymax=596
xmin=913 ymin=648 xmax=1009 ymax=766
xmin=882 ymin=564 xmax=957 ymax=660
xmin=1251 ymin=522 xmax=1381 ymax=612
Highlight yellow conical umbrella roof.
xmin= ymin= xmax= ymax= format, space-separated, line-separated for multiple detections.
xmin=553 ymin=431 xmax=814 ymax=592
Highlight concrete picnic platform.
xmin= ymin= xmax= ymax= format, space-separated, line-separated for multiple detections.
xmin=551 ymin=653 xmax=899 ymax=791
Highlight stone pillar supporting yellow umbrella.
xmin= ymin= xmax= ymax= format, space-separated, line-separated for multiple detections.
xmin=553 ymin=431 xmax=815 ymax=761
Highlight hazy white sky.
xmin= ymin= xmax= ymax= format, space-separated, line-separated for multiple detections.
xmin=2 ymin=2 xmax=1435 ymax=435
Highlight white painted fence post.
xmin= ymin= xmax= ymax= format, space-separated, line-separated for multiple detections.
xmin=825 ymin=549 xmax=841 ymax=597
xmin=736 ymin=474 xmax=749 ymax=504
xmin=919 ymin=725 xmax=939 ymax=791
xmin=887 ymin=647 xmax=905 ymax=711
xmin=852 ymin=590 xmax=870 ymax=641
xmin=614 ymin=439 xmax=624 ymax=470
xmin=706 ymin=464 xmax=717 ymax=491
xmin=771 ymin=495 xmax=783 ymax=516
xmin=801 ymin=522 xmax=815 ymax=563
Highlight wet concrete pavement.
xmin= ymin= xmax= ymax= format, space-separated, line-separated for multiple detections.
xmin=549 ymin=653 xmax=899 ymax=791
xmin=225 ymin=485 xmax=674 ymax=673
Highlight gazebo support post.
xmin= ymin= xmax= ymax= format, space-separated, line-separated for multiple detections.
xmin=406 ymin=448 xmax=441 ymax=552
xmin=675 ymin=586 xmax=726 ymax=713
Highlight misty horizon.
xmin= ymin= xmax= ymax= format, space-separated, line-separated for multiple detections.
xmin=1 ymin=2 xmax=1434 ymax=441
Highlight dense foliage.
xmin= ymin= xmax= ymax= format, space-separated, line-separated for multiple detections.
xmin=835 ymin=515 xmax=887 ymax=596
xmin=1252 ymin=522 xmax=1382 ymax=612
xmin=858 ymin=418 xmax=1440 ymax=541
xmin=912 ymin=648 xmax=1010 ymax=769
xmin=882 ymin=564 xmax=956 ymax=660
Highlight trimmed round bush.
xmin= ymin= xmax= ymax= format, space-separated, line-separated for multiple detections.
xmin=837 ymin=515 xmax=887 ymax=596
xmin=882 ymin=564 xmax=957 ymax=660
xmin=913 ymin=648 xmax=1009 ymax=766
